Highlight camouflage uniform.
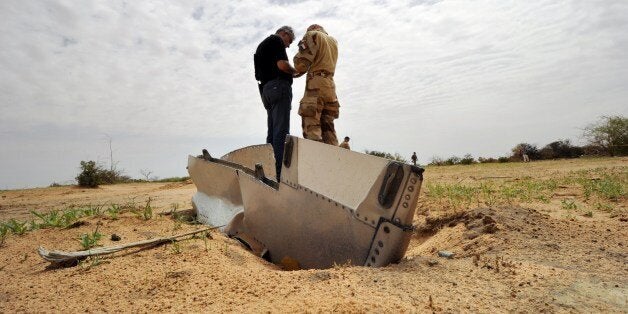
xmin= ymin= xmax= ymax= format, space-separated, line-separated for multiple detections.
xmin=339 ymin=139 xmax=350 ymax=150
xmin=293 ymin=27 xmax=339 ymax=146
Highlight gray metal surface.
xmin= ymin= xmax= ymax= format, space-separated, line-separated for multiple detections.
xmin=187 ymin=144 xmax=276 ymax=228
xmin=220 ymin=144 xmax=276 ymax=179
xmin=280 ymin=136 xmax=389 ymax=209
xmin=234 ymin=136 xmax=424 ymax=269
xmin=189 ymin=136 xmax=423 ymax=269
xmin=237 ymin=172 xmax=375 ymax=268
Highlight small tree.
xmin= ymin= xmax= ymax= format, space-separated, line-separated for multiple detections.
xmin=76 ymin=161 xmax=101 ymax=188
xmin=511 ymin=143 xmax=539 ymax=161
xmin=539 ymin=139 xmax=583 ymax=159
xmin=583 ymin=116 xmax=628 ymax=156
xmin=140 ymin=169 xmax=153 ymax=181
xmin=76 ymin=160 xmax=129 ymax=187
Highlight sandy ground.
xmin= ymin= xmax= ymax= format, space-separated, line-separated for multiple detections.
xmin=0 ymin=158 xmax=626 ymax=312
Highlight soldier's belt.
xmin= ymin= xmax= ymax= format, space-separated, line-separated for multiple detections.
xmin=308 ymin=70 xmax=334 ymax=78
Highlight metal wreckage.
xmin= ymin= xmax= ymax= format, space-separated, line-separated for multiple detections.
xmin=187 ymin=135 xmax=424 ymax=269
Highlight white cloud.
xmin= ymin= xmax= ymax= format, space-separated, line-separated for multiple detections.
xmin=1 ymin=0 xmax=627 ymax=188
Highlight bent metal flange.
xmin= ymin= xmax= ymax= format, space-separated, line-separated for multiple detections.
xmin=187 ymin=136 xmax=424 ymax=269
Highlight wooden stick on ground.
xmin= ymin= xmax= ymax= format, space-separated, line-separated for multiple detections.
xmin=38 ymin=227 xmax=218 ymax=264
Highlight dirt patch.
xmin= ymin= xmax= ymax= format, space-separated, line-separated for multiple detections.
xmin=0 ymin=159 xmax=626 ymax=312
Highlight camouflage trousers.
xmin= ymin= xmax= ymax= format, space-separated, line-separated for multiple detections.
xmin=298 ymin=76 xmax=339 ymax=146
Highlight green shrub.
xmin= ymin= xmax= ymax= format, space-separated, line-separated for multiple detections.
xmin=478 ymin=157 xmax=497 ymax=163
xmin=429 ymin=154 xmax=476 ymax=166
xmin=78 ymin=227 xmax=103 ymax=250
xmin=3 ymin=219 xmax=29 ymax=235
xmin=132 ymin=198 xmax=153 ymax=220
xmin=444 ymin=156 xmax=461 ymax=166
xmin=76 ymin=160 xmax=130 ymax=187
xmin=365 ymin=150 xmax=408 ymax=163
xmin=155 ymin=176 xmax=190 ymax=183
xmin=76 ymin=161 xmax=100 ymax=188
xmin=459 ymin=154 xmax=476 ymax=165
xmin=429 ymin=156 xmax=445 ymax=166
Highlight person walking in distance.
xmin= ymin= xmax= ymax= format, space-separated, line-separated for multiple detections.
xmin=339 ymin=136 xmax=350 ymax=150
xmin=293 ymin=24 xmax=340 ymax=146
xmin=411 ymin=152 xmax=418 ymax=166
xmin=254 ymin=26 xmax=298 ymax=180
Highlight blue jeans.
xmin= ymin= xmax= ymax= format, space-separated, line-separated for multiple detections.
xmin=261 ymin=79 xmax=292 ymax=180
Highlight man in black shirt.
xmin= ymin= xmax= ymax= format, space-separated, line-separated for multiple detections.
xmin=254 ymin=26 xmax=299 ymax=180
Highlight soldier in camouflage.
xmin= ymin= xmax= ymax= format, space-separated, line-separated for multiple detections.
xmin=339 ymin=136 xmax=350 ymax=150
xmin=293 ymin=24 xmax=340 ymax=146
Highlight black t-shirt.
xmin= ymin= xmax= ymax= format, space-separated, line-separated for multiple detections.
xmin=254 ymin=35 xmax=293 ymax=85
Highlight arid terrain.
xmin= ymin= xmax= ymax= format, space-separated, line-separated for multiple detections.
xmin=0 ymin=157 xmax=626 ymax=312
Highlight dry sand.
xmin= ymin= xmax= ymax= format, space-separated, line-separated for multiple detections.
xmin=0 ymin=158 xmax=626 ymax=312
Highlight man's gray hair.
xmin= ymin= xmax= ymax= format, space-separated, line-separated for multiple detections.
xmin=276 ymin=25 xmax=295 ymax=41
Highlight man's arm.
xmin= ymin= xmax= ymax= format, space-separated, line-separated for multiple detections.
xmin=293 ymin=31 xmax=318 ymax=76
xmin=276 ymin=60 xmax=297 ymax=75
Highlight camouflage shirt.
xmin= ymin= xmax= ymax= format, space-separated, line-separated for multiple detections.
xmin=293 ymin=29 xmax=338 ymax=75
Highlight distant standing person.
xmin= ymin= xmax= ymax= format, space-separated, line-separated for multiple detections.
xmin=339 ymin=136 xmax=350 ymax=150
xmin=411 ymin=152 xmax=418 ymax=166
xmin=254 ymin=26 xmax=298 ymax=180
xmin=293 ymin=24 xmax=340 ymax=146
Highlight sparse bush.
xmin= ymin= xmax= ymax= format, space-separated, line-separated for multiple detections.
xmin=76 ymin=161 xmax=100 ymax=188
xmin=132 ymin=198 xmax=153 ymax=220
xmin=106 ymin=204 xmax=122 ymax=220
xmin=155 ymin=176 xmax=190 ymax=183
xmin=170 ymin=240 xmax=182 ymax=254
xmin=78 ymin=227 xmax=103 ymax=250
xmin=561 ymin=199 xmax=578 ymax=210
xmin=31 ymin=210 xmax=65 ymax=229
xmin=539 ymin=140 xmax=583 ymax=159
xmin=459 ymin=154 xmax=476 ymax=165
xmin=444 ymin=156 xmax=461 ymax=166
xmin=581 ymin=144 xmax=605 ymax=156
xmin=429 ymin=154 xmax=476 ymax=166
xmin=98 ymin=168 xmax=131 ymax=184
xmin=511 ymin=143 xmax=539 ymax=161
xmin=478 ymin=157 xmax=497 ymax=163
xmin=429 ymin=156 xmax=445 ymax=166
xmin=76 ymin=160 xmax=130 ymax=188
xmin=3 ymin=219 xmax=29 ymax=235
xmin=78 ymin=256 xmax=106 ymax=270
xmin=497 ymin=157 xmax=510 ymax=163
xmin=365 ymin=150 xmax=407 ymax=163
xmin=595 ymin=202 xmax=614 ymax=212
xmin=580 ymin=176 xmax=624 ymax=201
xmin=140 ymin=169 xmax=153 ymax=181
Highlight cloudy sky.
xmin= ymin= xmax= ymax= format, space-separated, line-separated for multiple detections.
xmin=1 ymin=0 xmax=627 ymax=189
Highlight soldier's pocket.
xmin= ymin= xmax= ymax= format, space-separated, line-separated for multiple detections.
xmin=312 ymin=78 xmax=337 ymax=103
xmin=298 ymin=96 xmax=319 ymax=117
xmin=323 ymin=102 xmax=339 ymax=119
